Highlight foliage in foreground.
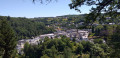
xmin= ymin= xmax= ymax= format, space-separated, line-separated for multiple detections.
xmin=0 ymin=19 xmax=16 ymax=58
xmin=18 ymin=36 xmax=110 ymax=58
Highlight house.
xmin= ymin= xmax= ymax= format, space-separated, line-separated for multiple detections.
xmin=16 ymin=29 xmax=89 ymax=54
xmin=109 ymin=23 xmax=115 ymax=25
xmin=40 ymin=33 xmax=55 ymax=39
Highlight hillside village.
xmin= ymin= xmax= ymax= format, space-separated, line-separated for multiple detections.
xmin=17 ymin=29 xmax=90 ymax=54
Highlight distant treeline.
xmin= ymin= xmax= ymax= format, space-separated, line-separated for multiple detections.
xmin=0 ymin=16 xmax=55 ymax=40
xmin=0 ymin=14 xmax=120 ymax=40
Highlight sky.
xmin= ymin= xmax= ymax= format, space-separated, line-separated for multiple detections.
xmin=0 ymin=0 xmax=92 ymax=18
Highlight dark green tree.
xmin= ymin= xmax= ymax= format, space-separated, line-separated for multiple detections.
xmin=81 ymin=41 xmax=94 ymax=53
xmin=75 ymin=43 xmax=83 ymax=58
xmin=0 ymin=19 xmax=16 ymax=58
xmin=109 ymin=25 xmax=120 ymax=57
xmin=93 ymin=39 xmax=103 ymax=44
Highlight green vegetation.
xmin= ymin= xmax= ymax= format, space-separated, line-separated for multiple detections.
xmin=0 ymin=0 xmax=120 ymax=58
xmin=0 ymin=16 xmax=55 ymax=40
xmin=0 ymin=19 xmax=16 ymax=58
xmin=16 ymin=36 xmax=109 ymax=58
xmin=70 ymin=0 xmax=120 ymax=23
xmin=0 ymin=14 xmax=120 ymax=58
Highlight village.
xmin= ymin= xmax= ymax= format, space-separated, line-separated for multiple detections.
xmin=16 ymin=29 xmax=91 ymax=54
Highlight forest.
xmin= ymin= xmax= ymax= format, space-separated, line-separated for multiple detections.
xmin=0 ymin=16 xmax=55 ymax=40
xmin=0 ymin=14 xmax=120 ymax=58
xmin=0 ymin=0 xmax=120 ymax=58
xmin=16 ymin=24 xmax=120 ymax=58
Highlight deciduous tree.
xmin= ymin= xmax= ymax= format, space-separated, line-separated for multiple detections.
xmin=69 ymin=0 xmax=120 ymax=23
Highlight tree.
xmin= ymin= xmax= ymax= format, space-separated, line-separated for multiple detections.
xmin=0 ymin=19 xmax=16 ymax=58
xmin=23 ymin=42 xmax=40 ymax=58
xmin=63 ymin=47 xmax=73 ymax=58
xmin=50 ymin=46 xmax=58 ymax=58
xmin=109 ymin=25 xmax=120 ymax=57
xmin=69 ymin=0 xmax=120 ymax=23
xmin=23 ymin=42 xmax=30 ymax=58
xmin=41 ymin=54 xmax=50 ymax=58
xmin=75 ymin=43 xmax=83 ymax=57
xmin=93 ymin=39 xmax=103 ymax=44
xmin=90 ymin=44 xmax=105 ymax=58
xmin=81 ymin=41 xmax=94 ymax=53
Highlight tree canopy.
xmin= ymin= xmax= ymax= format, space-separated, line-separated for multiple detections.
xmin=0 ymin=19 xmax=16 ymax=58
xmin=69 ymin=0 xmax=120 ymax=22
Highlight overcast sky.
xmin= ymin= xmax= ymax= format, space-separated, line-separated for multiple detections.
xmin=0 ymin=0 xmax=92 ymax=18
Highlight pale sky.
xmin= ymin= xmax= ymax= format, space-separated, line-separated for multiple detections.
xmin=0 ymin=0 xmax=92 ymax=18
